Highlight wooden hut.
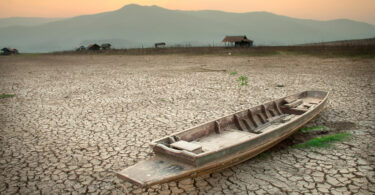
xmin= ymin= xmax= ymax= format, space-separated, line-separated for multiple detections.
xmin=155 ymin=42 xmax=166 ymax=48
xmin=87 ymin=44 xmax=100 ymax=51
xmin=222 ymin=36 xmax=253 ymax=47
xmin=76 ymin=46 xmax=86 ymax=51
xmin=101 ymin=43 xmax=111 ymax=50
xmin=1 ymin=47 xmax=19 ymax=55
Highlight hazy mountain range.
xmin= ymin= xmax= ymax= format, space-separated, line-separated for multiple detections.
xmin=1 ymin=4 xmax=375 ymax=53
xmin=0 ymin=17 xmax=62 ymax=28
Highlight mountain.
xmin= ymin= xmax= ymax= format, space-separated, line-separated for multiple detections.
xmin=1 ymin=4 xmax=375 ymax=52
xmin=0 ymin=17 xmax=63 ymax=28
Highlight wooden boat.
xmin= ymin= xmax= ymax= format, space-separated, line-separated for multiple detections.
xmin=117 ymin=90 xmax=328 ymax=187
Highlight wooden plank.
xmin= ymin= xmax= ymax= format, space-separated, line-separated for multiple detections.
xmin=273 ymin=101 xmax=282 ymax=115
xmin=284 ymin=99 xmax=303 ymax=108
xmin=215 ymin=121 xmax=223 ymax=134
xmin=248 ymin=109 xmax=259 ymax=128
xmin=257 ymin=113 xmax=266 ymax=124
xmin=170 ymin=141 xmax=202 ymax=153
xmin=234 ymin=114 xmax=246 ymax=131
xmin=261 ymin=105 xmax=272 ymax=119
xmin=117 ymin=156 xmax=194 ymax=187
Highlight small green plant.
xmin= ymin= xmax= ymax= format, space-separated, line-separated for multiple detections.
xmin=299 ymin=126 xmax=327 ymax=133
xmin=238 ymin=75 xmax=248 ymax=87
xmin=230 ymin=70 xmax=238 ymax=75
xmin=236 ymin=75 xmax=248 ymax=101
xmin=295 ymin=132 xmax=351 ymax=149
xmin=0 ymin=94 xmax=15 ymax=99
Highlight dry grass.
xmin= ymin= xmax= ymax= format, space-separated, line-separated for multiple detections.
xmin=53 ymin=45 xmax=375 ymax=58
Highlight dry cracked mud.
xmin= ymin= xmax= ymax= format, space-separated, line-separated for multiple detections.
xmin=0 ymin=54 xmax=374 ymax=194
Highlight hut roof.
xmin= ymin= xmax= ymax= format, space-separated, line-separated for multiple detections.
xmin=101 ymin=43 xmax=111 ymax=47
xmin=87 ymin=44 xmax=100 ymax=49
xmin=1 ymin=47 xmax=13 ymax=52
xmin=1 ymin=47 xmax=18 ymax=55
xmin=222 ymin=36 xmax=252 ymax=43
xmin=1 ymin=47 xmax=18 ymax=52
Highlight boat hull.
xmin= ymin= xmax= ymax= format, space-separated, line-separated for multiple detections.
xmin=117 ymin=91 xmax=328 ymax=187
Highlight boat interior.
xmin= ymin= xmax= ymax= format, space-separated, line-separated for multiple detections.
xmin=152 ymin=91 xmax=327 ymax=160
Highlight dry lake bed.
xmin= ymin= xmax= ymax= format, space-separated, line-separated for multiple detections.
xmin=0 ymin=54 xmax=374 ymax=194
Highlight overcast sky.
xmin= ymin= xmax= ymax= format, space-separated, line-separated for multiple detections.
xmin=1 ymin=0 xmax=375 ymax=25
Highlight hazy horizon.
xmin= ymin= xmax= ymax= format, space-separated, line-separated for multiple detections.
xmin=1 ymin=3 xmax=374 ymax=53
xmin=1 ymin=1 xmax=375 ymax=25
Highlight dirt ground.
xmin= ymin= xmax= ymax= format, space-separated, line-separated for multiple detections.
xmin=0 ymin=54 xmax=374 ymax=194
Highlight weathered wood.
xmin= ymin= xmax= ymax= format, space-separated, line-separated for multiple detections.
xmin=117 ymin=90 xmax=329 ymax=187
xmin=215 ymin=121 xmax=222 ymax=134
xmin=261 ymin=105 xmax=272 ymax=119
xmin=242 ymin=119 xmax=254 ymax=132
xmin=234 ymin=114 xmax=246 ymax=131
xmin=281 ymin=114 xmax=296 ymax=123
xmin=170 ymin=141 xmax=202 ymax=154
xmin=257 ymin=113 xmax=266 ymax=124
xmin=284 ymin=99 xmax=303 ymax=108
xmin=248 ymin=109 xmax=258 ymax=128
xmin=273 ymin=101 xmax=282 ymax=115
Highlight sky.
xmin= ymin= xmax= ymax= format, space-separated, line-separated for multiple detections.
xmin=1 ymin=0 xmax=375 ymax=25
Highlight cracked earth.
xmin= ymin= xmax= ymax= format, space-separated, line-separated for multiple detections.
xmin=0 ymin=54 xmax=374 ymax=194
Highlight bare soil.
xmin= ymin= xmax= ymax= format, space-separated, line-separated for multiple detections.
xmin=0 ymin=54 xmax=374 ymax=194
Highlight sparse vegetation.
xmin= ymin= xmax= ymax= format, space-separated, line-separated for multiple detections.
xmin=230 ymin=70 xmax=238 ymax=75
xmin=238 ymin=75 xmax=248 ymax=86
xmin=295 ymin=132 xmax=351 ymax=148
xmin=55 ymin=45 xmax=375 ymax=58
xmin=0 ymin=94 xmax=15 ymax=99
xmin=299 ymin=126 xmax=327 ymax=133
xmin=236 ymin=75 xmax=249 ymax=101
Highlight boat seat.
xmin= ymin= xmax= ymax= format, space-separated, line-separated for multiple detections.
xmin=170 ymin=140 xmax=203 ymax=154
xmin=283 ymin=99 xmax=303 ymax=108
xmin=289 ymin=108 xmax=308 ymax=115
xmin=284 ymin=97 xmax=297 ymax=104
